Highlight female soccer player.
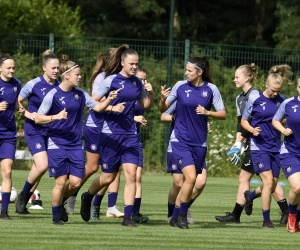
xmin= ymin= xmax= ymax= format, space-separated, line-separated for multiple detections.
xmin=16 ymin=50 xmax=60 ymax=214
xmin=272 ymin=78 xmax=300 ymax=233
xmin=240 ymin=64 xmax=292 ymax=228
xmin=0 ymin=52 xmax=21 ymax=220
xmin=80 ymin=45 xmax=154 ymax=227
xmin=35 ymin=55 xmax=120 ymax=225
xmin=159 ymin=56 xmax=226 ymax=229
xmin=215 ymin=64 xmax=289 ymax=224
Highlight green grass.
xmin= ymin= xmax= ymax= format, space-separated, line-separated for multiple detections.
xmin=1 ymin=171 xmax=300 ymax=249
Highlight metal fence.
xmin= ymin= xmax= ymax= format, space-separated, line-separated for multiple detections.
xmin=1 ymin=33 xmax=300 ymax=173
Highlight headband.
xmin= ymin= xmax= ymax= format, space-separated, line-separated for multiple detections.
xmin=61 ymin=65 xmax=79 ymax=76
xmin=187 ymin=62 xmax=203 ymax=71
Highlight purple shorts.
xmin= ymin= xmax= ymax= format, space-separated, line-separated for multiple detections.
xmin=99 ymin=134 xmax=140 ymax=173
xmin=280 ymin=153 xmax=300 ymax=179
xmin=48 ymin=149 xmax=85 ymax=178
xmin=83 ymin=125 xmax=102 ymax=154
xmin=251 ymin=150 xmax=280 ymax=178
xmin=0 ymin=138 xmax=16 ymax=160
xmin=171 ymin=141 xmax=206 ymax=174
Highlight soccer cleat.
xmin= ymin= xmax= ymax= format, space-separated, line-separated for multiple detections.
xmin=90 ymin=204 xmax=100 ymax=220
xmin=215 ymin=212 xmax=240 ymax=223
xmin=262 ymin=221 xmax=275 ymax=229
xmin=121 ymin=218 xmax=137 ymax=227
xmin=169 ymin=217 xmax=178 ymax=227
xmin=244 ymin=190 xmax=253 ymax=215
xmin=132 ymin=213 xmax=149 ymax=223
xmin=64 ymin=196 xmax=76 ymax=215
xmin=177 ymin=214 xmax=189 ymax=229
xmin=53 ymin=218 xmax=64 ymax=225
xmin=106 ymin=205 xmax=124 ymax=218
xmin=166 ymin=216 xmax=172 ymax=224
xmin=0 ymin=211 xmax=12 ymax=220
xmin=286 ymin=214 xmax=300 ymax=233
xmin=16 ymin=191 xmax=29 ymax=214
xmin=187 ymin=210 xmax=195 ymax=224
xmin=80 ymin=193 xmax=91 ymax=222
xmin=280 ymin=211 xmax=289 ymax=225
xmin=60 ymin=206 xmax=68 ymax=222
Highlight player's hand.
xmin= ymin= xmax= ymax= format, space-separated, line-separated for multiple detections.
xmin=282 ymin=128 xmax=293 ymax=136
xmin=144 ymin=80 xmax=153 ymax=93
xmin=108 ymin=88 xmax=122 ymax=100
xmin=112 ymin=102 xmax=126 ymax=113
xmin=0 ymin=101 xmax=8 ymax=111
xmin=17 ymin=102 xmax=26 ymax=116
xmin=252 ymin=127 xmax=261 ymax=136
xmin=57 ymin=108 xmax=68 ymax=120
xmin=196 ymin=105 xmax=210 ymax=116
xmin=160 ymin=85 xmax=171 ymax=102
xmin=134 ymin=115 xmax=147 ymax=127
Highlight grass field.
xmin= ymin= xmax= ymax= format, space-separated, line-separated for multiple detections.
xmin=1 ymin=170 xmax=300 ymax=249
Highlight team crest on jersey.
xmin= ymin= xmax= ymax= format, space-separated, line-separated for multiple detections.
xmin=51 ymin=167 xmax=56 ymax=174
xmin=41 ymin=88 xmax=46 ymax=96
xmin=59 ymin=97 xmax=66 ymax=104
xmin=13 ymin=87 xmax=17 ymax=92
xmin=185 ymin=90 xmax=192 ymax=97
xmin=286 ymin=166 xmax=292 ymax=173
xmin=132 ymin=81 xmax=136 ymax=87
xmin=258 ymin=162 xmax=264 ymax=169
xmin=260 ymin=102 xmax=266 ymax=110
xmin=292 ymin=105 xmax=298 ymax=112
xmin=0 ymin=87 xmax=4 ymax=95
xmin=178 ymin=158 xmax=183 ymax=165
xmin=201 ymin=91 xmax=208 ymax=98
xmin=276 ymin=102 xmax=281 ymax=107
xmin=74 ymin=93 xmax=79 ymax=100
xmin=90 ymin=144 xmax=97 ymax=151
xmin=171 ymin=164 xmax=177 ymax=170
xmin=119 ymin=81 xmax=125 ymax=88
xmin=35 ymin=143 xmax=42 ymax=149
xmin=102 ymin=162 xmax=108 ymax=169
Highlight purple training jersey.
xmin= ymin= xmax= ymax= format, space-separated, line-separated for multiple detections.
xmin=0 ymin=77 xmax=21 ymax=138
xmin=274 ymin=96 xmax=300 ymax=155
xmin=37 ymin=86 xmax=98 ymax=149
xmin=243 ymin=92 xmax=284 ymax=152
xmin=166 ymin=80 xmax=225 ymax=146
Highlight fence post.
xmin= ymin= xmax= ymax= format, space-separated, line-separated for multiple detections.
xmin=183 ymin=39 xmax=190 ymax=79
xmin=49 ymin=33 xmax=54 ymax=52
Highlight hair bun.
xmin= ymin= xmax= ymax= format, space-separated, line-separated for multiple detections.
xmin=61 ymin=55 xmax=69 ymax=64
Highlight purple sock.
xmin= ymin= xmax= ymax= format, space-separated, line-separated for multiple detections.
xmin=22 ymin=181 xmax=34 ymax=195
xmin=289 ymin=204 xmax=298 ymax=214
xmin=132 ymin=198 xmax=141 ymax=216
xmin=180 ymin=201 xmax=189 ymax=215
xmin=108 ymin=192 xmax=118 ymax=207
xmin=248 ymin=191 xmax=257 ymax=201
xmin=52 ymin=205 xmax=61 ymax=220
xmin=296 ymin=210 xmax=300 ymax=222
xmin=124 ymin=205 xmax=133 ymax=219
xmin=262 ymin=209 xmax=270 ymax=222
xmin=93 ymin=194 xmax=104 ymax=207
xmin=172 ymin=206 xmax=180 ymax=219
xmin=188 ymin=198 xmax=195 ymax=208
xmin=84 ymin=190 xmax=94 ymax=203
xmin=168 ymin=202 xmax=175 ymax=217
xmin=1 ymin=192 xmax=10 ymax=211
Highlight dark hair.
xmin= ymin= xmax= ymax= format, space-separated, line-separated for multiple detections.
xmin=0 ymin=52 xmax=14 ymax=65
xmin=59 ymin=55 xmax=78 ymax=79
xmin=89 ymin=48 xmax=116 ymax=92
xmin=136 ymin=65 xmax=147 ymax=74
xmin=188 ymin=56 xmax=212 ymax=83
xmin=105 ymin=44 xmax=139 ymax=77
xmin=42 ymin=49 xmax=58 ymax=66
xmin=237 ymin=63 xmax=257 ymax=84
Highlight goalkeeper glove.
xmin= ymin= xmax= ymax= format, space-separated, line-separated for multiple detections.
xmin=227 ymin=142 xmax=247 ymax=165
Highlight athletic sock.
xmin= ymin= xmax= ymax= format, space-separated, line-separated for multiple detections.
xmin=108 ymin=192 xmax=118 ymax=207
xmin=172 ymin=205 xmax=180 ymax=219
xmin=188 ymin=198 xmax=195 ymax=208
xmin=289 ymin=203 xmax=298 ymax=214
xmin=277 ymin=198 xmax=289 ymax=214
xmin=296 ymin=209 xmax=300 ymax=222
xmin=84 ymin=190 xmax=94 ymax=203
xmin=232 ymin=202 xmax=244 ymax=218
xmin=248 ymin=190 xmax=257 ymax=201
xmin=93 ymin=194 xmax=104 ymax=207
xmin=179 ymin=201 xmax=189 ymax=215
xmin=1 ymin=193 xmax=10 ymax=211
xmin=132 ymin=198 xmax=141 ymax=215
xmin=52 ymin=205 xmax=61 ymax=220
xmin=22 ymin=180 xmax=34 ymax=195
xmin=124 ymin=205 xmax=133 ymax=219
xmin=262 ymin=209 xmax=270 ymax=222
xmin=168 ymin=202 xmax=175 ymax=217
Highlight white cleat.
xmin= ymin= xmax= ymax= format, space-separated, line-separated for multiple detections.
xmin=106 ymin=205 xmax=124 ymax=218
xmin=187 ymin=210 xmax=195 ymax=224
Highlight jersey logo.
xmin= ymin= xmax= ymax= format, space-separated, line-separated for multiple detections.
xmin=132 ymin=81 xmax=136 ymax=87
xmin=74 ymin=93 xmax=79 ymax=100
xmin=244 ymin=160 xmax=251 ymax=166
xmin=102 ymin=162 xmax=108 ymax=169
xmin=201 ymin=91 xmax=208 ymax=97
xmin=286 ymin=166 xmax=292 ymax=173
xmin=260 ymin=102 xmax=266 ymax=110
xmin=258 ymin=162 xmax=264 ymax=169
xmin=13 ymin=87 xmax=17 ymax=92
xmin=0 ymin=87 xmax=4 ymax=95
xmin=119 ymin=81 xmax=125 ymax=88
xmin=59 ymin=97 xmax=66 ymax=104
xmin=90 ymin=144 xmax=97 ymax=151
xmin=35 ymin=143 xmax=42 ymax=149
xmin=185 ymin=90 xmax=192 ymax=97
xmin=41 ymin=88 xmax=46 ymax=96
xmin=171 ymin=163 xmax=177 ymax=170
xmin=276 ymin=102 xmax=281 ymax=107
xmin=292 ymin=105 xmax=298 ymax=112
xmin=51 ymin=167 xmax=56 ymax=174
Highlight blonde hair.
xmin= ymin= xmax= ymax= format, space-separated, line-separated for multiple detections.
xmin=42 ymin=49 xmax=58 ymax=65
xmin=267 ymin=64 xmax=293 ymax=85
xmin=59 ymin=55 xmax=78 ymax=79
xmin=237 ymin=63 xmax=257 ymax=84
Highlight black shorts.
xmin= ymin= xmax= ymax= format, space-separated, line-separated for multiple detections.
xmin=241 ymin=148 xmax=255 ymax=174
